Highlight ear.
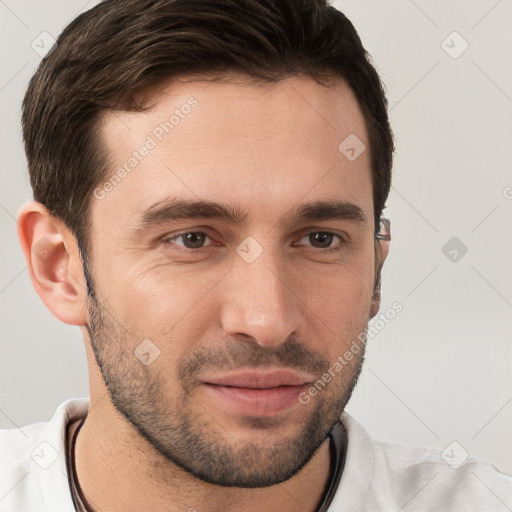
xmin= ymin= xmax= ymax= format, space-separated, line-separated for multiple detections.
xmin=17 ymin=201 xmax=88 ymax=325
xmin=370 ymin=231 xmax=390 ymax=318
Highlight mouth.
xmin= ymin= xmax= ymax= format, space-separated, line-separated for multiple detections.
xmin=204 ymin=368 xmax=312 ymax=388
xmin=201 ymin=369 xmax=313 ymax=416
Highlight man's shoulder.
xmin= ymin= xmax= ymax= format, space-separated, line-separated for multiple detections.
xmin=0 ymin=397 xmax=89 ymax=512
xmin=333 ymin=412 xmax=512 ymax=511
xmin=372 ymin=435 xmax=511 ymax=508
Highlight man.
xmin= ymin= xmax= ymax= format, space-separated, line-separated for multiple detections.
xmin=1 ymin=0 xmax=510 ymax=510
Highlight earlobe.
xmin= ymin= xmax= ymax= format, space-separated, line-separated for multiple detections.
xmin=17 ymin=201 xmax=88 ymax=326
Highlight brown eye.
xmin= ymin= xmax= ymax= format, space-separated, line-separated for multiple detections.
xmin=167 ymin=232 xmax=211 ymax=249
xmin=309 ymin=232 xmax=334 ymax=248
xmin=297 ymin=231 xmax=343 ymax=250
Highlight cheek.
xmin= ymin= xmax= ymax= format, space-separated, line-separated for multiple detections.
xmin=302 ymin=259 xmax=375 ymax=342
xmin=108 ymin=264 xmax=222 ymax=349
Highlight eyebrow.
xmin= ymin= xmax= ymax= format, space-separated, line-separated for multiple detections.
xmin=291 ymin=200 xmax=367 ymax=225
xmin=137 ymin=198 xmax=248 ymax=229
xmin=135 ymin=197 xmax=367 ymax=231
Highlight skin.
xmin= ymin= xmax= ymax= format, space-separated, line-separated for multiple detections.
xmin=18 ymin=73 xmax=389 ymax=512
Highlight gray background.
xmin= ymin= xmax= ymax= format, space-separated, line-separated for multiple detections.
xmin=1 ymin=0 xmax=511 ymax=476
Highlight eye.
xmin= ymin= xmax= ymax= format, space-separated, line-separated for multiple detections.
xmin=295 ymin=231 xmax=344 ymax=251
xmin=165 ymin=231 xmax=213 ymax=250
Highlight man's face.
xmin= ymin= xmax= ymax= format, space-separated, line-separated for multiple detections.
xmin=85 ymin=74 xmax=378 ymax=487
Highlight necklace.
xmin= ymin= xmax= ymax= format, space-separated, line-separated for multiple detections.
xmin=315 ymin=420 xmax=348 ymax=512
xmin=69 ymin=417 xmax=90 ymax=511
xmin=69 ymin=419 xmax=347 ymax=512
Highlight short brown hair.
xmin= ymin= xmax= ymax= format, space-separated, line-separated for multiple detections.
xmin=22 ymin=0 xmax=394 ymax=259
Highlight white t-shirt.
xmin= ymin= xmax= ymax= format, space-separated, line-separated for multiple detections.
xmin=0 ymin=397 xmax=510 ymax=511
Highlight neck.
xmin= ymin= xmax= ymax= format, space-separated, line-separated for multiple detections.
xmin=74 ymin=393 xmax=333 ymax=512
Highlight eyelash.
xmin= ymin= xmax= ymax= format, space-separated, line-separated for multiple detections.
xmin=162 ymin=230 xmax=347 ymax=254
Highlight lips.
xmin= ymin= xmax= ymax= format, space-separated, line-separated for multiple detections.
xmin=200 ymin=369 xmax=315 ymax=416
xmin=203 ymin=369 xmax=313 ymax=389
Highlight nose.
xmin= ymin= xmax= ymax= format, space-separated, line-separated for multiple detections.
xmin=220 ymin=246 xmax=301 ymax=347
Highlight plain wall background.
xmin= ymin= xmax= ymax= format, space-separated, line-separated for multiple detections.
xmin=1 ymin=0 xmax=511 ymax=476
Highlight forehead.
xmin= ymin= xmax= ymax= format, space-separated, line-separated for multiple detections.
xmin=93 ymin=74 xmax=373 ymax=232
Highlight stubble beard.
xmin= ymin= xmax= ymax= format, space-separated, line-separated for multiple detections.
xmin=85 ymin=283 xmax=368 ymax=488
